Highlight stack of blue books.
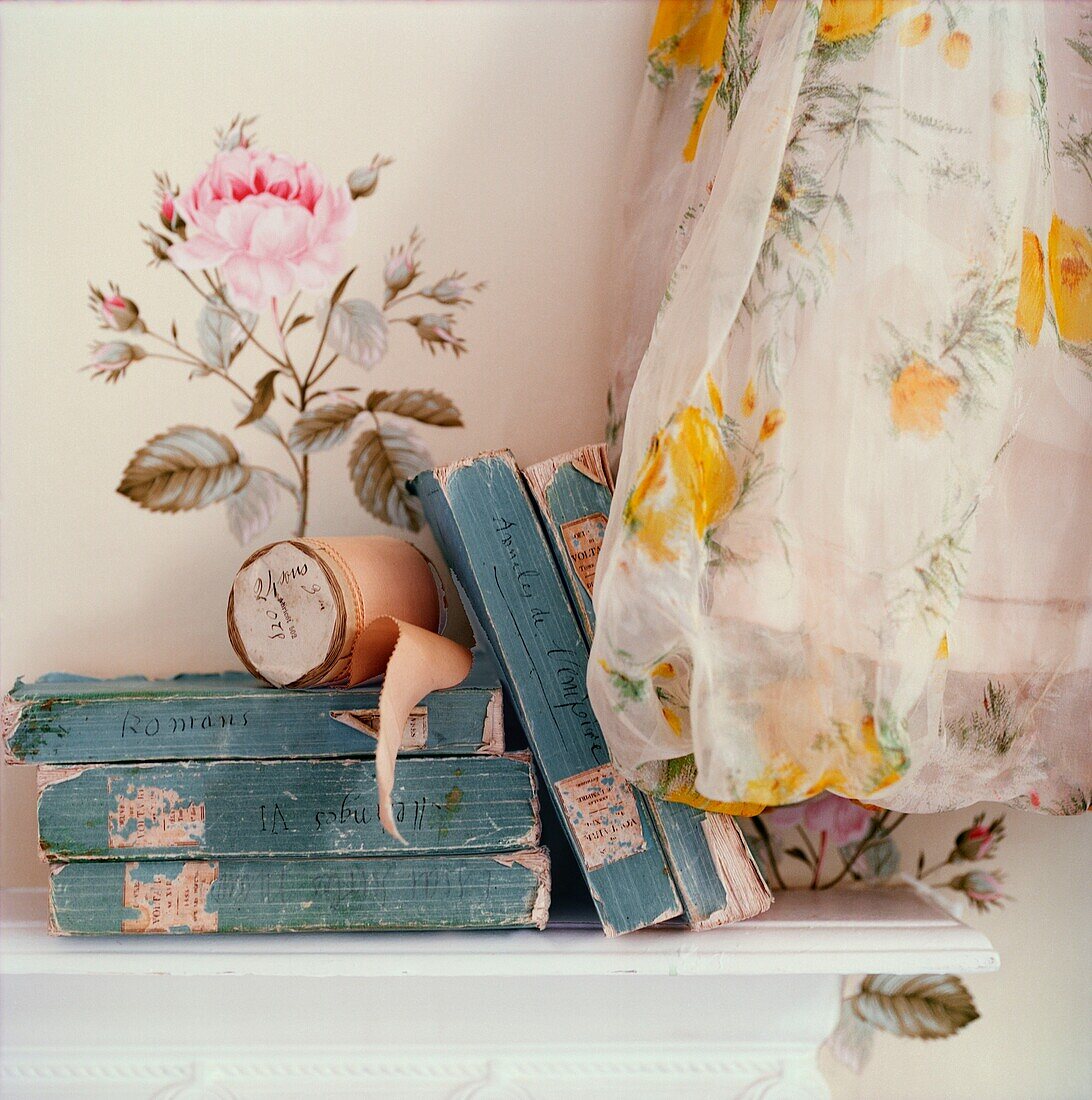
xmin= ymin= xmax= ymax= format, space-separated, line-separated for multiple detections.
xmin=5 ymin=652 xmax=550 ymax=934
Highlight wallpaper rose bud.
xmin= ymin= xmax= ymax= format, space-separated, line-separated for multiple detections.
xmin=347 ymin=154 xmax=393 ymax=200
xmin=405 ymin=312 xmax=467 ymax=356
xmin=85 ymin=340 xmax=146 ymax=383
xmin=947 ymin=870 xmax=1007 ymax=913
xmin=954 ymin=815 xmax=1006 ymax=862
xmin=88 ymin=284 xmax=145 ymax=333
xmin=383 ymin=229 xmax=422 ymax=301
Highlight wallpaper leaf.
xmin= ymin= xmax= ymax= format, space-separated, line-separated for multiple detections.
xmin=324 ymin=299 xmax=389 ymax=368
xmin=197 ymin=301 xmax=255 ymax=370
xmin=851 ymin=974 xmax=979 ymax=1040
xmin=117 ymin=425 xmax=251 ymax=512
xmin=348 ymin=422 xmax=429 ymax=530
xmin=225 ymin=468 xmax=281 ymax=544
xmin=236 ymin=370 xmax=280 ymax=427
xmin=288 ymin=401 xmax=364 ymax=454
xmin=366 ymin=388 xmax=464 ymax=426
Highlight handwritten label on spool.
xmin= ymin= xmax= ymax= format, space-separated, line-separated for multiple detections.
xmin=230 ymin=542 xmax=345 ymax=687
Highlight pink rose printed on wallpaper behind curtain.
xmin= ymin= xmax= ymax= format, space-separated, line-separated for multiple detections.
xmin=87 ymin=116 xmax=484 ymax=542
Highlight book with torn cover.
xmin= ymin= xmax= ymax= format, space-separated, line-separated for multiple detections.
xmin=37 ymin=754 xmax=539 ymax=860
xmin=523 ymin=443 xmax=772 ymax=929
xmin=4 ymin=648 xmax=503 ymax=765
xmin=48 ymin=850 xmax=551 ymax=934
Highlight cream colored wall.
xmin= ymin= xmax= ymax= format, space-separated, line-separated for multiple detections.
xmin=1 ymin=4 xmax=1088 ymax=1098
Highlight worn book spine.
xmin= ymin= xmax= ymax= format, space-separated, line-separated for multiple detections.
xmin=411 ymin=452 xmax=681 ymax=936
xmin=522 ymin=443 xmax=614 ymax=648
xmin=524 ymin=443 xmax=773 ymax=928
xmin=38 ymin=754 xmax=539 ymax=860
xmin=3 ymin=651 xmax=503 ymax=765
xmin=48 ymin=850 xmax=551 ymax=935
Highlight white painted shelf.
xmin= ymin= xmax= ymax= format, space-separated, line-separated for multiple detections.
xmin=0 ymin=884 xmax=998 ymax=1098
xmin=0 ymin=883 xmax=998 ymax=978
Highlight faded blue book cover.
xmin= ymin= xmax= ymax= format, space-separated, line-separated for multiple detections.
xmin=38 ymin=754 xmax=539 ymax=860
xmin=411 ymin=452 xmax=681 ymax=936
xmin=49 ymin=850 xmax=551 ymax=934
xmin=523 ymin=444 xmax=772 ymax=928
xmin=4 ymin=648 xmax=503 ymax=764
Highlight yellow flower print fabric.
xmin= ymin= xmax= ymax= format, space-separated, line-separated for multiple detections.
xmin=592 ymin=1 xmax=1091 ymax=816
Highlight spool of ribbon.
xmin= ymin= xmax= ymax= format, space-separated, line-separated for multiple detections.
xmin=227 ymin=536 xmax=472 ymax=841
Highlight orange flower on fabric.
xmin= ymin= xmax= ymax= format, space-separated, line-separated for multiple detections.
xmin=741 ymin=377 xmax=757 ymax=417
xmin=759 ymin=408 xmax=785 ymax=440
xmin=706 ymin=373 xmax=725 ymax=419
xmin=898 ymin=11 xmax=931 ymax=47
xmin=623 ymin=405 xmax=737 ymax=561
xmin=672 ymin=405 xmax=737 ymax=536
xmin=890 ymin=358 xmax=959 ymax=437
xmin=1048 ymin=214 xmax=1092 ymax=344
xmin=941 ymin=31 xmax=972 ymax=69
xmin=684 ymin=71 xmax=725 ymax=163
xmin=1016 ymin=229 xmax=1046 ymax=345
xmin=818 ymin=0 xmax=910 ymax=43
xmin=648 ymin=1 xmax=734 ymax=163
xmin=647 ymin=0 xmax=704 ymax=51
xmin=673 ymin=0 xmax=734 ymax=69
xmin=818 ymin=0 xmax=884 ymax=42
xmin=623 ymin=431 xmax=674 ymax=560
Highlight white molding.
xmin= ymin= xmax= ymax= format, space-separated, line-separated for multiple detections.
xmin=0 ymin=886 xmax=998 ymax=1100
xmin=1 ymin=1043 xmax=831 ymax=1100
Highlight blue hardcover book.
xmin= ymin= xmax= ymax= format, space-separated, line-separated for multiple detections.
xmin=411 ymin=451 xmax=681 ymax=936
xmin=37 ymin=754 xmax=539 ymax=860
xmin=48 ymin=850 xmax=551 ymax=934
xmin=4 ymin=649 xmax=503 ymax=764
xmin=523 ymin=445 xmax=772 ymax=928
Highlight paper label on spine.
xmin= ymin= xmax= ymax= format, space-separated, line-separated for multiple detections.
xmin=121 ymin=861 xmax=219 ymax=933
xmin=108 ymin=779 xmax=205 ymax=849
xmin=554 ymin=763 xmax=646 ymax=870
xmin=232 ymin=542 xmax=340 ymax=686
xmin=330 ymin=707 xmax=429 ymax=749
xmin=559 ymin=513 xmax=607 ymax=598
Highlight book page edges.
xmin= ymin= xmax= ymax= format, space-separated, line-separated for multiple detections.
xmin=478 ymin=688 xmax=505 ymax=754
xmin=2 ymin=693 xmax=27 ymax=764
xmin=693 ymin=813 xmax=774 ymax=929
xmin=492 ymin=848 xmax=552 ymax=930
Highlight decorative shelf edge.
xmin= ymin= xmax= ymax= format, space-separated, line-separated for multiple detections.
xmin=0 ymin=884 xmax=999 ymax=979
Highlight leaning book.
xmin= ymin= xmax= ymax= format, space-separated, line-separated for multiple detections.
xmin=523 ymin=444 xmax=772 ymax=929
xmin=412 ymin=451 xmax=682 ymax=936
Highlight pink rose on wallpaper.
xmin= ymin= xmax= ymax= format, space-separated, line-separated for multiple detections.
xmin=763 ymin=792 xmax=874 ymax=846
xmin=169 ymin=146 xmax=356 ymax=312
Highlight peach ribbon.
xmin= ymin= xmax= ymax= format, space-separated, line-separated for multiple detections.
xmin=227 ymin=535 xmax=472 ymax=841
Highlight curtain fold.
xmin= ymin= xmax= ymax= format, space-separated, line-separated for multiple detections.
xmin=591 ymin=0 xmax=1091 ymax=816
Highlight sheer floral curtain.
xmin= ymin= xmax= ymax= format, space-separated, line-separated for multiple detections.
xmin=591 ymin=0 xmax=1090 ymax=816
